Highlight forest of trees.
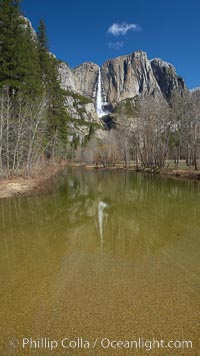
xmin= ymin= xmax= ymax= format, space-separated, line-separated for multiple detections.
xmin=0 ymin=0 xmax=69 ymax=178
xmin=77 ymin=93 xmax=200 ymax=172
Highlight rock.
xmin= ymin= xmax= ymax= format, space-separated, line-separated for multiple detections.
xmin=150 ymin=58 xmax=187 ymax=102
xmin=63 ymin=91 xmax=103 ymax=142
xmin=101 ymin=50 xmax=163 ymax=107
xmin=20 ymin=16 xmax=37 ymax=39
xmin=58 ymin=51 xmax=188 ymax=114
xmin=58 ymin=62 xmax=77 ymax=92
xmin=57 ymin=61 xmax=104 ymax=141
xmin=56 ymin=51 xmax=188 ymax=139
xmin=73 ymin=62 xmax=99 ymax=99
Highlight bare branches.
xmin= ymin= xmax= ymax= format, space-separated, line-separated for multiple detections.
xmin=0 ymin=90 xmax=49 ymax=178
xmin=79 ymin=94 xmax=200 ymax=172
xmin=132 ymin=98 xmax=172 ymax=169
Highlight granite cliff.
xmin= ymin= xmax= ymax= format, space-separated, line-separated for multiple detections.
xmin=150 ymin=58 xmax=186 ymax=101
xmin=20 ymin=17 xmax=189 ymax=138
xmin=57 ymin=62 xmax=103 ymax=141
xmin=58 ymin=50 xmax=187 ymax=119
xmin=73 ymin=62 xmax=99 ymax=98
xmin=101 ymin=51 xmax=163 ymax=107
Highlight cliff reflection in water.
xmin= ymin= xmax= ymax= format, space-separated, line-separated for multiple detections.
xmin=1 ymin=167 xmax=200 ymax=260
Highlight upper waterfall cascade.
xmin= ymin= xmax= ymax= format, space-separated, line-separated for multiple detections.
xmin=96 ymin=68 xmax=107 ymax=117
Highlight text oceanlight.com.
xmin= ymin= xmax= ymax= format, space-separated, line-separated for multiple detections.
xmin=10 ymin=337 xmax=193 ymax=351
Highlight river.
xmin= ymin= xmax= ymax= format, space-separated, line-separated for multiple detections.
xmin=0 ymin=168 xmax=199 ymax=355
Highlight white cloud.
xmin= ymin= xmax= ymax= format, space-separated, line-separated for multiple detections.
xmin=108 ymin=41 xmax=124 ymax=50
xmin=108 ymin=22 xmax=141 ymax=36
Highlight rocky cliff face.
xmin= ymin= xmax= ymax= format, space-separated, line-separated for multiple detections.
xmin=150 ymin=58 xmax=186 ymax=102
xmin=57 ymin=63 xmax=103 ymax=140
xmin=101 ymin=51 xmax=164 ymax=107
xmin=58 ymin=62 xmax=76 ymax=92
xmin=73 ymin=62 xmax=99 ymax=98
xmin=63 ymin=91 xmax=103 ymax=142
xmin=58 ymin=51 xmax=187 ymax=116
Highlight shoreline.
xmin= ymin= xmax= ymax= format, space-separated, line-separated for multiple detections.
xmin=0 ymin=162 xmax=67 ymax=199
xmin=69 ymin=163 xmax=200 ymax=180
xmin=1 ymin=162 xmax=200 ymax=200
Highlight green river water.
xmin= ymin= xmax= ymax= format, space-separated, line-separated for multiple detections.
xmin=0 ymin=168 xmax=200 ymax=355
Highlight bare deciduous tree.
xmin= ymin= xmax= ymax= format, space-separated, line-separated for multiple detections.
xmin=0 ymin=90 xmax=49 ymax=178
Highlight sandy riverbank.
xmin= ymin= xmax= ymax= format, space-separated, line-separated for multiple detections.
xmin=0 ymin=162 xmax=67 ymax=199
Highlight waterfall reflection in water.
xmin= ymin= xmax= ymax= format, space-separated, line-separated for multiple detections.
xmin=98 ymin=201 xmax=108 ymax=248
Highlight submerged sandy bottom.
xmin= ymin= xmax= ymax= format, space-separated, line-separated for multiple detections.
xmin=0 ymin=169 xmax=200 ymax=355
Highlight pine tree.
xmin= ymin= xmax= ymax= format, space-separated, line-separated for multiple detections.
xmin=37 ymin=19 xmax=48 ymax=50
xmin=37 ymin=18 xmax=69 ymax=157
xmin=0 ymin=0 xmax=21 ymax=90
xmin=0 ymin=0 xmax=42 ymax=95
xmin=15 ymin=18 xmax=42 ymax=95
xmin=0 ymin=2 xmax=69 ymax=166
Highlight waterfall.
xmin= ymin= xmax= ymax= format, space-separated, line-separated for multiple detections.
xmin=96 ymin=68 xmax=106 ymax=117
xmin=98 ymin=201 xmax=107 ymax=248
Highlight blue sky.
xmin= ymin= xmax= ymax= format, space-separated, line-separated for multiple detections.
xmin=22 ymin=0 xmax=200 ymax=89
